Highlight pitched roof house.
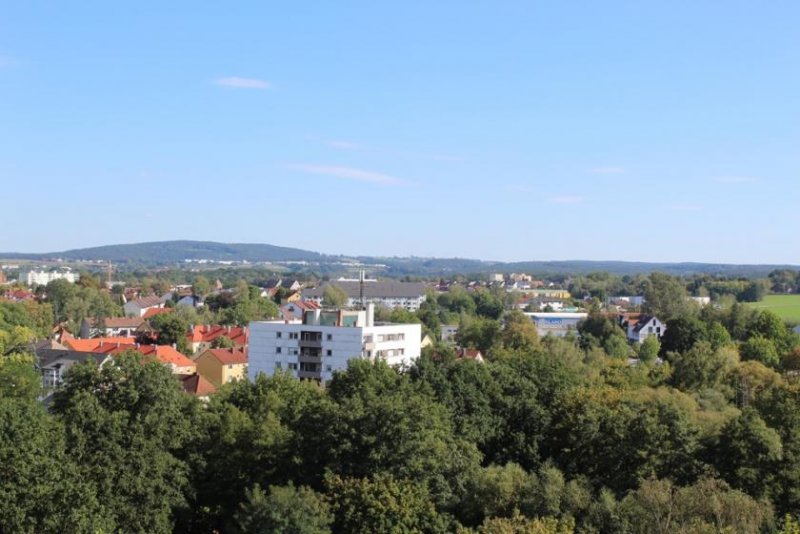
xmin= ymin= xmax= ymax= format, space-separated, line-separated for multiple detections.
xmin=64 ymin=338 xmax=196 ymax=374
xmin=179 ymin=373 xmax=217 ymax=398
xmin=124 ymin=295 xmax=164 ymax=317
xmin=193 ymin=347 xmax=248 ymax=387
xmin=620 ymin=314 xmax=666 ymax=344
xmin=280 ymin=300 xmax=322 ymax=321
xmin=35 ymin=348 xmax=112 ymax=390
xmin=187 ymin=325 xmax=248 ymax=354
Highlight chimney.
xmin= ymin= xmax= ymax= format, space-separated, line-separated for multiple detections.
xmin=366 ymin=302 xmax=375 ymax=327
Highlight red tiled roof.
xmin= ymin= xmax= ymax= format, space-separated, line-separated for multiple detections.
xmin=456 ymin=348 xmax=484 ymax=361
xmin=204 ymin=347 xmax=248 ymax=365
xmin=128 ymin=345 xmax=196 ymax=369
xmin=65 ymin=337 xmax=137 ymax=352
xmin=294 ymin=300 xmax=321 ymax=311
xmin=1 ymin=289 xmax=34 ymax=301
xmin=179 ymin=373 xmax=217 ymax=396
xmin=187 ymin=325 xmax=248 ymax=346
xmin=66 ymin=338 xmax=195 ymax=369
xmin=143 ymin=307 xmax=173 ymax=319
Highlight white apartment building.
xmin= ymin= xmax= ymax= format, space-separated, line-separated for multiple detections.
xmin=248 ymin=304 xmax=421 ymax=383
xmin=18 ymin=269 xmax=80 ymax=286
xmin=525 ymin=312 xmax=588 ymax=337
xmin=301 ymin=281 xmax=427 ymax=311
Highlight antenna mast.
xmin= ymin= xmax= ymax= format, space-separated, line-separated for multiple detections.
xmin=359 ymin=269 xmax=365 ymax=309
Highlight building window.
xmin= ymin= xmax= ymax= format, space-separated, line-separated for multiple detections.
xmin=289 ymin=332 xmax=298 ymax=339
xmin=275 ymin=362 xmax=282 ymax=369
xmin=276 ymin=332 xmax=282 ymax=338
xmin=326 ymin=334 xmax=332 ymax=341
xmin=228 ymin=364 xmax=233 ymax=369
xmin=276 ymin=347 xmax=282 ymax=354
xmin=288 ymin=363 xmax=298 ymax=370
xmin=326 ymin=349 xmax=332 ymax=356
xmin=325 ymin=365 xmax=332 ymax=372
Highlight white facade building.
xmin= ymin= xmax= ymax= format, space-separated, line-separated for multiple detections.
xmin=123 ymin=295 xmax=164 ymax=317
xmin=249 ymin=304 xmax=421 ymax=383
xmin=525 ymin=312 xmax=588 ymax=337
xmin=623 ymin=315 xmax=666 ymax=343
xmin=19 ymin=269 xmax=80 ymax=286
xmin=301 ymin=281 xmax=427 ymax=311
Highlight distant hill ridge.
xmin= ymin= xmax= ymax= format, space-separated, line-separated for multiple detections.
xmin=0 ymin=240 xmax=324 ymax=263
xmin=0 ymin=240 xmax=797 ymax=277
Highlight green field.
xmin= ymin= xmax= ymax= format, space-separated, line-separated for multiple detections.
xmin=747 ymin=294 xmax=800 ymax=323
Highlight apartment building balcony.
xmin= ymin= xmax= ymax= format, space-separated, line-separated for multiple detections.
xmin=299 ymin=331 xmax=323 ymax=349
xmin=299 ymin=353 xmax=322 ymax=364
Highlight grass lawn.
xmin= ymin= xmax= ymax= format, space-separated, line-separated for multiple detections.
xmin=747 ymin=294 xmax=800 ymax=323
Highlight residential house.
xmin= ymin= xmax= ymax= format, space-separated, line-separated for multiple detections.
xmin=132 ymin=344 xmax=197 ymax=374
xmin=36 ymin=348 xmax=111 ymax=390
xmin=186 ymin=325 xmax=248 ymax=354
xmin=124 ymin=295 xmax=164 ymax=317
xmin=249 ymin=303 xmax=421 ymax=383
xmin=280 ymin=300 xmax=322 ymax=321
xmin=456 ymin=348 xmax=485 ymax=363
xmin=194 ymin=347 xmax=248 ymax=387
xmin=301 ymin=281 xmax=427 ymax=311
xmin=64 ymin=337 xmax=137 ymax=352
xmin=65 ymin=338 xmax=196 ymax=375
xmin=179 ymin=373 xmax=217 ymax=399
xmin=265 ymin=278 xmax=302 ymax=292
xmin=620 ymin=314 xmax=666 ymax=343
xmin=1 ymin=288 xmax=35 ymax=302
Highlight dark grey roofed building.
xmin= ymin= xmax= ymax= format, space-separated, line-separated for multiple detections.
xmin=35 ymin=348 xmax=111 ymax=390
xmin=301 ymin=281 xmax=427 ymax=311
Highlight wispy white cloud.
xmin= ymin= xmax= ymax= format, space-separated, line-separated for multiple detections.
xmin=325 ymin=140 xmax=363 ymax=150
xmin=591 ymin=166 xmax=625 ymax=175
xmin=504 ymin=185 xmax=536 ymax=193
xmin=668 ymin=203 xmax=703 ymax=212
xmin=549 ymin=195 xmax=584 ymax=204
xmin=214 ymin=77 xmax=272 ymax=90
xmin=713 ymin=175 xmax=757 ymax=184
xmin=287 ymin=164 xmax=403 ymax=186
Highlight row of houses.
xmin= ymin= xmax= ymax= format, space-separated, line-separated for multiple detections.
xmin=80 ymin=315 xmax=248 ymax=354
xmin=36 ymin=335 xmax=250 ymax=400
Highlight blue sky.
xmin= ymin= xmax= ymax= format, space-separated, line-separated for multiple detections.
xmin=1 ymin=2 xmax=798 ymax=263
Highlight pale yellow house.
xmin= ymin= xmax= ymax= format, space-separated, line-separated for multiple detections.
xmin=193 ymin=348 xmax=248 ymax=387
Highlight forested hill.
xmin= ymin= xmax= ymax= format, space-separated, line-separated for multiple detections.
xmin=0 ymin=240 xmax=797 ymax=276
xmin=0 ymin=240 xmax=325 ymax=264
